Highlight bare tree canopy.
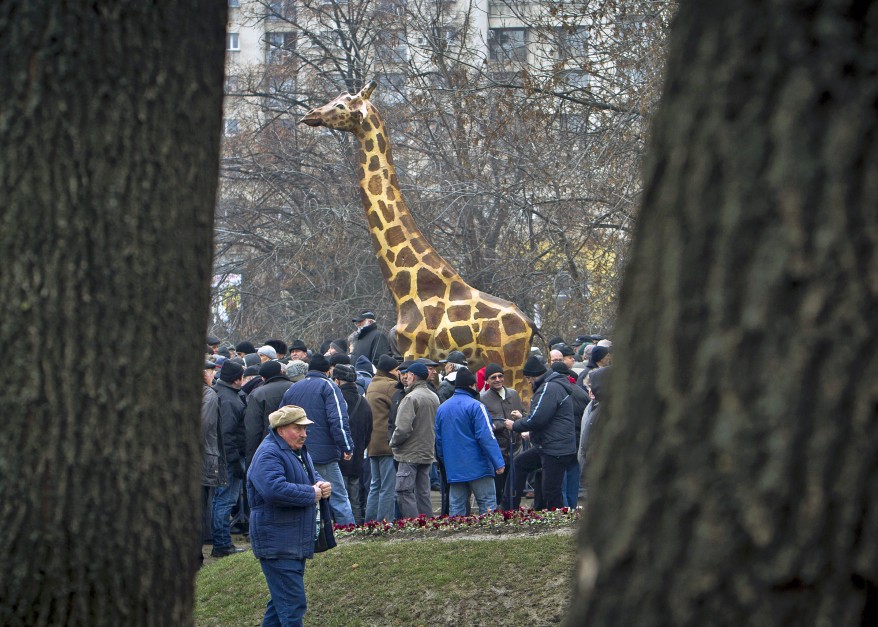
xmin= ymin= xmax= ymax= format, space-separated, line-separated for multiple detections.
xmin=214 ymin=0 xmax=676 ymax=345
xmin=570 ymin=0 xmax=878 ymax=623
xmin=0 ymin=3 xmax=227 ymax=624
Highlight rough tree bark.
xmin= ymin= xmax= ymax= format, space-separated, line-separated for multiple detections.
xmin=0 ymin=3 xmax=226 ymax=625
xmin=569 ymin=1 xmax=878 ymax=624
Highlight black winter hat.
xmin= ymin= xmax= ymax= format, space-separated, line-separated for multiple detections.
xmin=235 ymin=341 xmax=257 ymax=355
xmin=329 ymin=353 xmax=351 ymax=366
xmin=264 ymin=339 xmax=288 ymax=357
xmin=484 ymin=363 xmax=504 ymax=379
xmin=309 ymin=354 xmax=330 ymax=373
xmin=550 ymin=361 xmax=574 ymax=377
xmin=289 ymin=339 xmax=308 ymax=352
xmin=522 ymin=355 xmax=547 ymax=377
xmin=259 ymin=360 xmax=283 ymax=379
xmin=454 ymin=367 xmax=477 ymax=389
xmin=219 ymin=360 xmax=245 ymax=382
xmin=243 ymin=365 xmax=260 ymax=377
xmin=330 ymin=338 xmax=349 ymax=354
xmin=589 ymin=346 xmax=610 ymax=366
xmin=547 ymin=336 xmax=565 ymax=349
xmin=332 ymin=363 xmax=357 ymax=382
xmin=558 ymin=344 xmax=575 ymax=357
xmin=377 ymin=354 xmax=400 ymax=373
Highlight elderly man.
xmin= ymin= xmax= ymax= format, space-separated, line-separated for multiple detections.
xmin=480 ymin=363 xmax=525 ymax=509
xmin=248 ymin=405 xmax=334 ymax=627
xmin=350 ymin=309 xmax=391 ymax=364
xmin=389 ymin=362 xmax=439 ymax=518
xmin=435 ymin=368 xmax=505 ymax=515
xmin=504 ymin=355 xmax=577 ymax=510
xmin=288 ymin=339 xmax=309 ymax=363
xmin=364 ymin=354 xmax=401 ymax=522
xmin=280 ymin=354 xmax=355 ymax=526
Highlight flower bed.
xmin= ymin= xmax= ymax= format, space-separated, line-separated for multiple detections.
xmin=333 ymin=507 xmax=581 ymax=540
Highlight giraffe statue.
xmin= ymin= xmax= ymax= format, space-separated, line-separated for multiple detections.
xmin=300 ymin=81 xmax=540 ymax=400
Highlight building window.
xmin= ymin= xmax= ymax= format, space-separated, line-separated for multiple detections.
xmin=267 ymin=0 xmax=296 ymax=19
xmin=227 ymin=32 xmax=240 ymax=51
xmin=488 ymin=28 xmax=527 ymax=62
xmin=224 ymin=119 xmax=240 ymax=135
xmin=266 ymin=32 xmax=297 ymax=64
xmin=561 ymin=69 xmax=590 ymax=89
xmin=556 ymin=26 xmax=588 ymax=59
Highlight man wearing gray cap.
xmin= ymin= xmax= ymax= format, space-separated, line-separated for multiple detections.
xmin=248 ymin=405 xmax=334 ymax=627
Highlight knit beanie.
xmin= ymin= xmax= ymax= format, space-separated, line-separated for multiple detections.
xmin=522 ymin=355 xmax=547 ymax=377
xmin=259 ymin=360 xmax=283 ymax=379
xmin=235 ymin=341 xmax=256 ymax=355
xmin=219 ymin=360 xmax=245 ymax=382
xmin=377 ymin=354 xmax=400 ymax=373
xmin=309 ymin=354 xmax=330 ymax=373
xmin=284 ymin=360 xmax=309 ymax=380
xmin=454 ymin=367 xmax=477 ymax=389
xmin=589 ymin=346 xmax=610 ymax=367
xmin=484 ymin=363 xmax=504 ymax=379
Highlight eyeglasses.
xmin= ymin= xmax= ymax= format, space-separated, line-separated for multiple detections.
xmin=488 ymin=374 xmax=504 ymax=381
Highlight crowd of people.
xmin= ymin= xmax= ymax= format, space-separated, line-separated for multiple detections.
xmin=199 ymin=309 xmax=612 ymax=623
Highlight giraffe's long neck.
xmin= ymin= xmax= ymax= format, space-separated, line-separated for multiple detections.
xmin=355 ymin=106 xmax=462 ymax=306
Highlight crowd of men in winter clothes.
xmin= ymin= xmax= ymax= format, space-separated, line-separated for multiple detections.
xmin=200 ymin=309 xmax=612 ymax=558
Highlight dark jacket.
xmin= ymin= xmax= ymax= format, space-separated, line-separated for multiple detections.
xmin=511 ymin=371 xmax=577 ymax=457
xmin=337 ymin=382 xmax=373 ymax=478
xmin=351 ymin=323 xmax=391 ymax=364
xmin=244 ymin=375 xmax=294 ymax=465
xmin=214 ymin=379 xmax=247 ymax=466
xmin=201 ymin=385 xmax=227 ymax=487
xmin=437 ymin=376 xmax=456 ymax=404
xmin=387 ymin=382 xmax=406 ymax=444
xmin=435 ymin=388 xmax=505 ymax=483
xmin=247 ymin=433 xmax=335 ymax=560
xmin=242 ymin=375 xmax=263 ymax=397
xmin=552 ymin=375 xmax=590 ymax=442
xmin=366 ymin=371 xmax=397 ymax=456
xmin=480 ymin=386 xmax=525 ymax=460
xmin=280 ymin=371 xmax=353 ymax=464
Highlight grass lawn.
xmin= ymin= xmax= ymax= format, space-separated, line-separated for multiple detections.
xmin=196 ymin=531 xmax=576 ymax=626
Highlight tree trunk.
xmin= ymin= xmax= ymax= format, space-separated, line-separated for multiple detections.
xmin=0 ymin=3 xmax=226 ymax=625
xmin=570 ymin=1 xmax=878 ymax=624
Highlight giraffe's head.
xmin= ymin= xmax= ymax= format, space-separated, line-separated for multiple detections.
xmin=299 ymin=81 xmax=377 ymax=132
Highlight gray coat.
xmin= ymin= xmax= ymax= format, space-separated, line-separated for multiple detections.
xmin=201 ymin=385 xmax=227 ymax=487
xmin=390 ymin=379 xmax=439 ymax=464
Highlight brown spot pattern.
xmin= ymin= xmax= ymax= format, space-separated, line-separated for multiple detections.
xmin=378 ymin=200 xmax=393 ymax=223
xmin=504 ymin=339 xmax=527 ymax=368
xmin=385 ymin=225 xmax=406 ymax=247
xmin=361 ymin=120 xmax=372 ymax=131
xmin=411 ymin=237 xmax=427 ymax=254
xmin=400 ymin=299 xmax=421 ymax=333
xmin=450 ymin=281 xmax=472 ymax=301
xmin=447 ymin=305 xmax=471 ymax=322
xmin=435 ymin=329 xmax=450 ymax=347
xmin=368 ymin=175 xmax=382 ymax=195
xmin=386 ymin=186 xmax=396 ymax=201
xmin=415 ymin=332 xmax=430 ymax=355
xmin=501 ymin=313 xmax=527 ymax=336
xmin=368 ymin=156 xmax=380 ymax=171
xmin=450 ymin=326 xmax=474 ymax=347
xmin=424 ymin=304 xmax=445 ymax=329
xmin=364 ymin=139 xmax=374 ymax=152
xmin=416 ymin=268 xmax=447 ymax=300
xmin=367 ymin=211 xmax=383 ymax=231
xmin=481 ymin=320 xmax=501 ymax=346
xmin=393 ymin=270 xmax=411 ymax=296
xmin=475 ymin=302 xmax=501 ymax=319
xmin=377 ymin=133 xmax=386 ymax=152
xmin=396 ymin=247 xmax=418 ymax=268
xmin=376 ymin=257 xmax=393 ymax=282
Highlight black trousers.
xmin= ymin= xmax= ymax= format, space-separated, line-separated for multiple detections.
xmin=511 ymin=448 xmax=576 ymax=510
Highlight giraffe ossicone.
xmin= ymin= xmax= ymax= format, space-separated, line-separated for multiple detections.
xmin=300 ymin=81 xmax=539 ymax=401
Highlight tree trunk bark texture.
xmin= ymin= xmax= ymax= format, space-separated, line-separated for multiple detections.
xmin=0 ymin=3 xmax=226 ymax=625
xmin=570 ymin=1 xmax=878 ymax=625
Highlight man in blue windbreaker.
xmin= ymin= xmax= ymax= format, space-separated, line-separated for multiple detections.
xmin=434 ymin=368 xmax=505 ymax=516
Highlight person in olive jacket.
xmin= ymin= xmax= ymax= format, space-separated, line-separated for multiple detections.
xmin=364 ymin=354 xmax=401 ymax=522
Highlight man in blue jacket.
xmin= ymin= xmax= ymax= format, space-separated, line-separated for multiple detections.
xmin=280 ymin=354 xmax=355 ymax=526
xmin=435 ymin=368 xmax=505 ymax=516
xmin=248 ymin=405 xmax=333 ymax=627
